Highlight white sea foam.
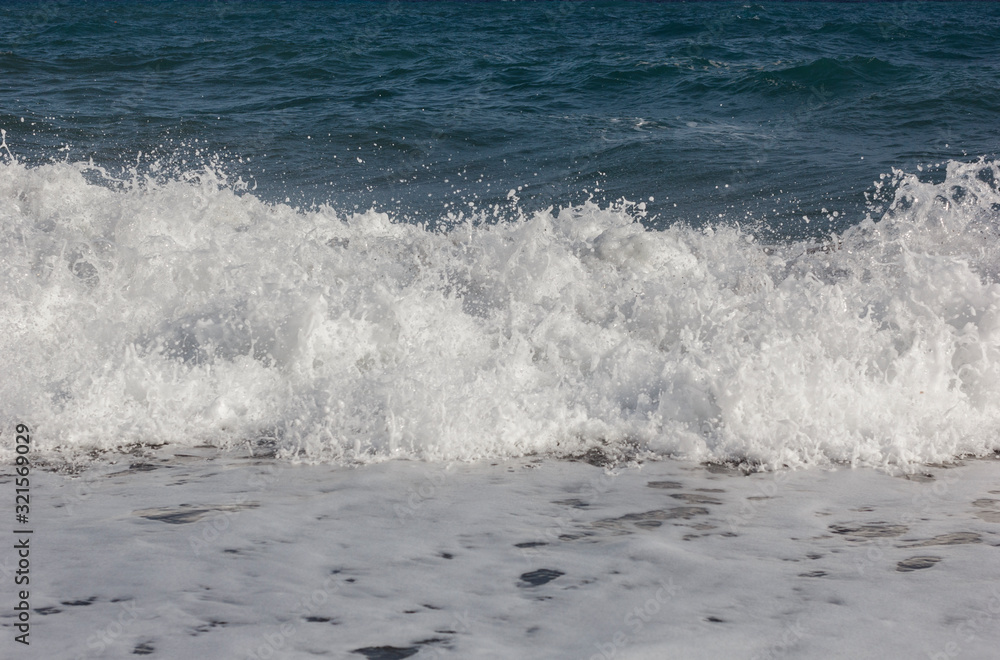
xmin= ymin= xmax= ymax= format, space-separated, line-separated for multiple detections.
xmin=23 ymin=456 xmax=1000 ymax=659
xmin=2 ymin=155 xmax=1000 ymax=467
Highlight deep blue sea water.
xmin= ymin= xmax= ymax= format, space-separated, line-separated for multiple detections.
xmin=5 ymin=1 xmax=999 ymax=235
xmin=4 ymin=2 xmax=1000 ymax=466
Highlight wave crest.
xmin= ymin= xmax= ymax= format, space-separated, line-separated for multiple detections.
xmin=2 ymin=157 xmax=1000 ymax=468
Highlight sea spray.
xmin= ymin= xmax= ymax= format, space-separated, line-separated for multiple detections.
xmin=2 ymin=157 xmax=1000 ymax=467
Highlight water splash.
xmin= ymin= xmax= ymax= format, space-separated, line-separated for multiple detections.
xmin=2 ymin=156 xmax=999 ymax=468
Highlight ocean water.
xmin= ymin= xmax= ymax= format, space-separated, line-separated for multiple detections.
xmin=3 ymin=1 xmax=1000 ymax=468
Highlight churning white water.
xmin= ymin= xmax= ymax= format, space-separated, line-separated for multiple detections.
xmin=3 ymin=152 xmax=1000 ymax=468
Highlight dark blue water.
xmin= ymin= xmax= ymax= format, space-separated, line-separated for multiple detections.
xmin=4 ymin=1 xmax=998 ymax=237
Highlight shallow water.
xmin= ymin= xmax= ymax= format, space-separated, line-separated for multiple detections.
xmin=7 ymin=451 xmax=1000 ymax=658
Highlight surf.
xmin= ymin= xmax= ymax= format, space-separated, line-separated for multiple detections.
xmin=2 ymin=150 xmax=1000 ymax=469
